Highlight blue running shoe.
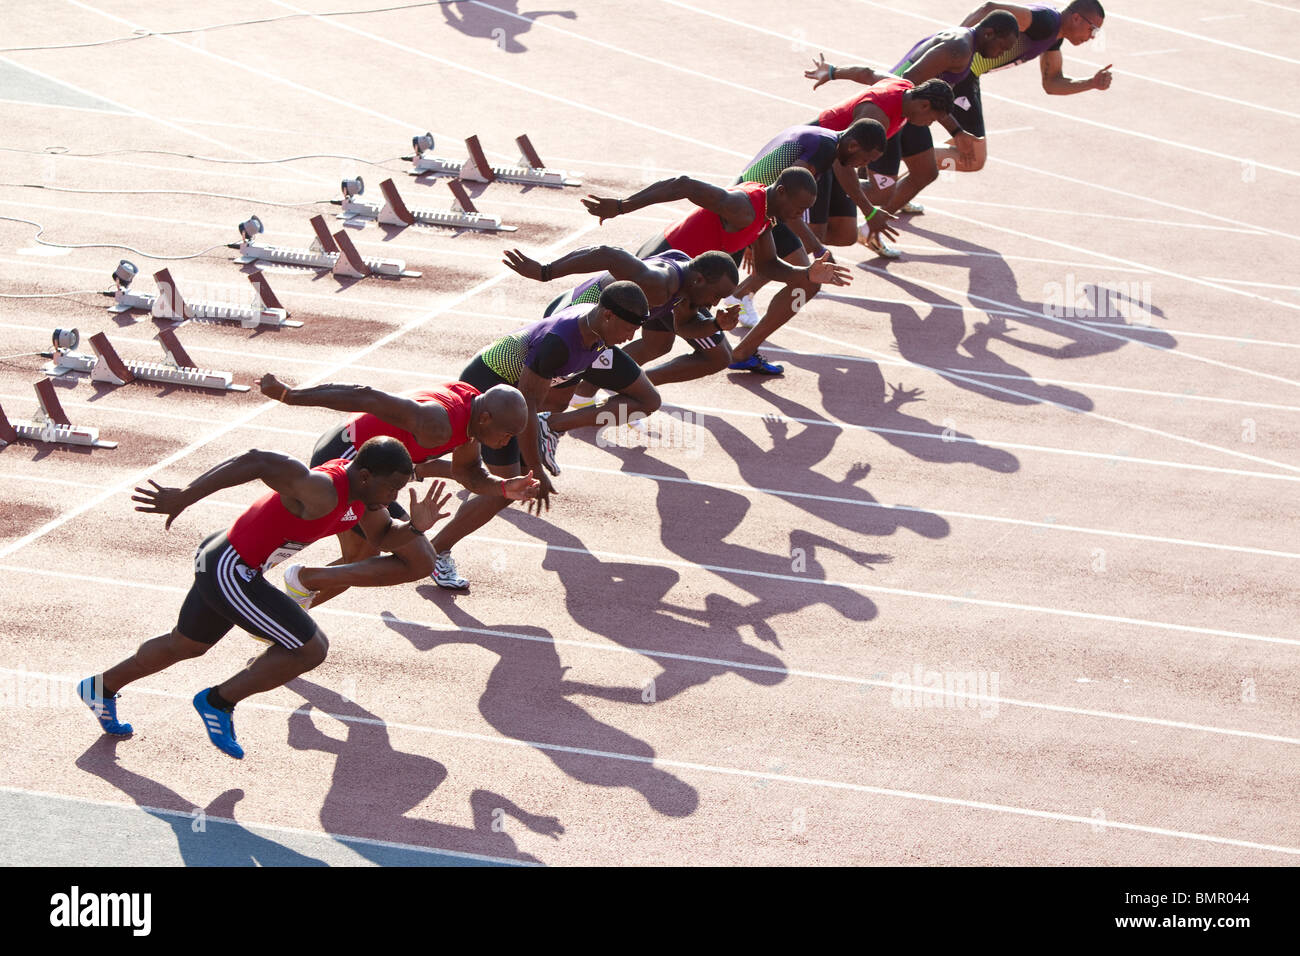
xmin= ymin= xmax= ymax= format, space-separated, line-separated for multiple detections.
xmin=78 ymin=676 xmax=133 ymax=736
xmin=193 ymin=688 xmax=244 ymax=759
xmin=728 ymin=352 xmax=784 ymax=375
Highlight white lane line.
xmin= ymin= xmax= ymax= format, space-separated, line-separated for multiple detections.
xmin=63 ymin=0 xmax=524 ymax=167
xmin=6 ymin=447 xmax=1295 ymax=559
xmin=1078 ymin=322 xmax=1300 ymax=348
xmin=7 ymin=375 xmax=1298 ymax=483
xmin=1203 ymin=277 xmax=1300 ymax=292
xmin=1109 ymin=11 xmax=1300 ymax=65
xmin=848 ymin=0 xmax=1300 ymax=150
xmin=775 ymin=322 xmax=1300 ymax=482
xmin=0 ymin=784 xmax=532 ymax=866
xmin=0 ymin=214 xmax=598 ymax=561
xmin=268 ymin=0 xmax=749 ymax=160
xmin=908 ymin=195 xmax=1266 ymax=236
xmin=851 ymin=263 xmax=1300 ymax=390
xmin=0 ymin=57 xmax=324 ymax=188
xmin=12 ymin=669 xmax=1298 ymax=855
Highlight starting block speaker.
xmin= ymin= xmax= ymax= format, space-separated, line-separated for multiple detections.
xmin=0 ymin=380 xmax=116 ymax=448
xmin=338 ymin=177 xmax=515 ymax=232
xmin=411 ymin=132 xmax=582 ymax=188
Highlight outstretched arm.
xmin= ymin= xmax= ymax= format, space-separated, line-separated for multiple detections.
xmin=1040 ymin=49 xmax=1112 ymax=94
xmin=582 ymin=176 xmax=755 ymax=231
xmin=502 ymin=245 xmax=673 ymax=305
xmin=132 ymin=449 xmax=336 ymax=529
xmin=260 ymin=374 xmax=452 ymax=451
xmin=805 ymin=53 xmax=886 ymax=89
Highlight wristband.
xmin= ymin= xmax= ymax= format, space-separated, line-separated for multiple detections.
xmin=541 ymin=263 xmax=552 ymax=282
xmin=865 ymin=207 xmax=879 ymax=221
xmin=617 ymin=199 xmax=625 ymax=215
xmin=828 ymin=64 xmax=836 ymax=81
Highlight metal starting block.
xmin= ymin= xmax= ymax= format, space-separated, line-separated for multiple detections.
xmin=0 ymin=379 xmax=116 ymax=449
xmin=44 ymin=329 xmax=248 ymax=393
xmin=109 ymin=269 xmax=297 ymax=328
xmin=411 ymin=133 xmax=581 ymax=188
xmin=339 ymin=177 xmax=515 ymax=233
xmin=237 ymin=216 xmax=420 ymax=279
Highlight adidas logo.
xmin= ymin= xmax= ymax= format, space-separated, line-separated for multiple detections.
xmin=342 ymin=505 xmax=358 ymax=521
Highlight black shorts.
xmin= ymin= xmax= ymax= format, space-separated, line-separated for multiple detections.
xmin=868 ymin=123 xmax=936 ymax=180
xmin=644 ymin=308 xmax=727 ymax=353
xmin=310 ymin=423 xmax=410 ymax=529
xmin=810 ymin=169 xmax=856 ymax=224
xmin=950 ymin=74 xmax=985 ymax=138
xmin=178 ymin=532 xmax=319 ymax=649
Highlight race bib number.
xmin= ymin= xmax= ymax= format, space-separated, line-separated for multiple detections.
xmin=954 ymin=96 xmax=972 ymax=111
xmin=261 ymin=541 xmax=306 ymax=572
xmin=872 ymin=173 xmax=896 ymax=190
xmin=591 ymin=350 xmax=614 ymax=370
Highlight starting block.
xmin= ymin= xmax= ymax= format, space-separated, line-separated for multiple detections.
xmin=44 ymin=329 xmax=248 ymax=393
xmin=109 ymin=269 xmax=297 ymax=329
xmin=339 ymin=177 xmax=515 ymax=233
xmin=237 ymin=216 xmax=420 ymax=279
xmin=0 ymin=379 xmax=116 ymax=449
xmin=411 ymin=133 xmax=581 ymax=188
xmin=330 ymin=228 xmax=421 ymax=279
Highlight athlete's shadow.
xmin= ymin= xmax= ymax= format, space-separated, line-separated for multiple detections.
xmin=760 ymin=354 xmax=1019 ymax=472
xmin=287 ymin=677 xmax=562 ymax=864
xmin=885 ymin=222 xmax=1173 ymax=359
xmin=380 ymin=604 xmax=700 ymax=817
xmin=75 ymin=737 xmax=328 ymax=866
xmin=554 ymin=444 xmax=886 ymax=643
xmin=441 ymin=2 xmax=577 ymax=53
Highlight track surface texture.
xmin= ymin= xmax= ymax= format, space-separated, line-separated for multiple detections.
xmin=0 ymin=0 xmax=1296 ymax=866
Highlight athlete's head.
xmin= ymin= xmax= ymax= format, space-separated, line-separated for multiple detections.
xmin=470 ymin=384 xmax=528 ymax=449
xmin=838 ymin=118 xmax=887 ymax=166
xmin=769 ymin=166 xmax=818 ymax=221
xmin=594 ymin=280 xmax=650 ymax=345
xmin=1062 ymin=0 xmax=1104 ymax=45
xmin=349 ymin=436 xmax=414 ymax=510
xmin=975 ymin=10 xmax=1020 ymax=58
xmin=684 ymin=250 xmax=740 ymax=308
xmin=903 ymin=79 xmax=955 ymax=125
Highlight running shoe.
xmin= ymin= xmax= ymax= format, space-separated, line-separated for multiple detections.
xmin=728 ymin=353 xmax=784 ymax=375
xmin=537 ymin=411 xmax=562 ymax=477
xmin=193 ymin=688 xmax=244 ymax=759
xmin=282 ymin=563 xmax=317 ymax=610
xmin=432 ymin=550 xmax=469 ymax=590
xmin=901 ymin=201 xmax=925 ymax=214
xmin=78 ymin=676 xmax=133 ymax=736
xmin=858 ymin=225 xmax=901 ymax=259
xmin=722 ymin=294 xmax=761 ymax=328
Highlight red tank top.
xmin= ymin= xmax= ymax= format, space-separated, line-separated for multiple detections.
xmin=662 ymin=182 xmax=771 ymax=256
xmin=347 ymin=382 xmax=479 ymax=464
xmin=816 ymin=76 xmax=913 ymax=137
xmin=226 ymin=458 xmax=362 ymax=570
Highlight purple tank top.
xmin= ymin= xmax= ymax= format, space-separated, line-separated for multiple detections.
xmin=523 ymin=306 xmax=608 ymax=381
xmin=568 ymin=251 xmax=691 ymax=326
xmin=892 ymin=27 xmax=976 ymax=87
xmin=974 ymin=4 xmax=1062 ymax=75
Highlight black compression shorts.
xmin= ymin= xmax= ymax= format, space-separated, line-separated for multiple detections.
xmin=178 ymin=531 xmax=320 ymax=649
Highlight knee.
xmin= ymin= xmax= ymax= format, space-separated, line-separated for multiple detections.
xmin=706 ymin=341 xmax=732 ymax=372
xmin=965 ymin=153 xmax=986 ymax=173
xmin=403 ymin=542 xmax=436 ymax=580
xmin=825 ymin=222 xmax=858 ymax=246
xmin=639 ymin=388 xmax=662 ymax=414
xmin=299 ymin=632 xmax=329 ymax=669
xmin=168 ymin=629 xmax=210 ymax=659
xmin=914 ymin=165 xmax=939 ymax=188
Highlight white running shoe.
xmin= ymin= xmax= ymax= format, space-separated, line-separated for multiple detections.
xmin=432 ymin=550 xmax=468 ymax=590
xmin=858 ymin=225 xmax=901 ymax=259
xmin=537 ymin=411 xmax=562 ymax=476
xmin=282 ymin=563 xmax=318 ymax=610
xmin=722 ymin=294 xmax=761 ymax=328
xmin=901 ymin=201 xmax=924 ymax=215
